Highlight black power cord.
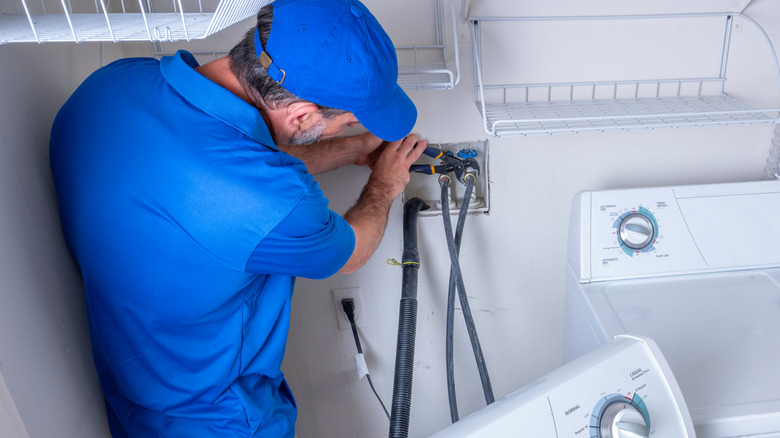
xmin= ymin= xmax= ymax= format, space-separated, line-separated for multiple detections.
xmin=341 ymin=298 xmax=391 ymax=421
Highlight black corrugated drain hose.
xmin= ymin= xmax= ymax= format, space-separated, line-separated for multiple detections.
xmin=389 ymin=197 xmax=429 ymax=438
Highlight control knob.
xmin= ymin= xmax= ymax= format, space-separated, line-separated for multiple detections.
xmin=591 ymin=394 xmax=650 ymax=438
xmin=618 ymin=213 xmax=654 ymax=250
xmin=613 ymin=207 xmax=659 ymax=256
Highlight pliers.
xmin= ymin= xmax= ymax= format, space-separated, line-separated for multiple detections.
xmin=409 ymin=146 xmax=480 ymax=185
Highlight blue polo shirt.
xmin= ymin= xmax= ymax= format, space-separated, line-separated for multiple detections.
xmin=49 ymin=51 xmax=355 ymax=437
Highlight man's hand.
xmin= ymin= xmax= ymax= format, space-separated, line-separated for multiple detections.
xmin=367 ymin=134 xmax=427 ymax=199
xmin=351 ymin=132 xmax=385 ymax=168
xmin=340 ymin=135 xmax=427 ymax=274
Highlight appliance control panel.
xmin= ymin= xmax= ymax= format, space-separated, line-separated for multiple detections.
xmin=429 ymin=336 xmax=695 ymax=437
xmin=588 ymin=188 xmax=705 ymax=279
xmin=568 ymin=180 xmax=780 ymax=282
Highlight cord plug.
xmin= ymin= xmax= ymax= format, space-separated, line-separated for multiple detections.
xmin=341 ymin=298 xmax=362 ymax=354
xmin=341 ymin=298 xmax=357 ymax=324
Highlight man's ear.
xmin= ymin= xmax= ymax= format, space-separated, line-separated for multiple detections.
xmin=285 ymin=101 xmax=320 ymax=132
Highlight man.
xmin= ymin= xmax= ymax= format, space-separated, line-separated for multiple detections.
xmin=49 ymin=0 xmax=426 ymax=436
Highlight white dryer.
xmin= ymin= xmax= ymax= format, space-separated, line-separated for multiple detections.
xmin=564 ymin=180 xmax=780 ymax=438
xmin=431 ymin=335 xmax=695 ymax=437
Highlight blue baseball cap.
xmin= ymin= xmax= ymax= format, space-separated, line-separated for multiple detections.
xmin=254 ymin=0 xmax=417 ymax=142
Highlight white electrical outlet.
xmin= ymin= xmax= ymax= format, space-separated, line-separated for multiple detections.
xmin=332 ymin=287 xmax=367 ymax=331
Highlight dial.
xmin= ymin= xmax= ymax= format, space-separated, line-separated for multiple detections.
xmin=591 ymin=394 xmax=650 ymax=438
xmin=599 ymin=401 xmax=649 ymax=438
xmin=613 ymin=207 xmax=659 ymax=256
xmin=618 ymin=213 xmax=654 ymax=250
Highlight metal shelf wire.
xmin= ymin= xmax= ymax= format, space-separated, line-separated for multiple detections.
xmin=0 ymin=0 xmax=269 ymax=43
xmin=469 ymin=13 xmax=780 ymax=137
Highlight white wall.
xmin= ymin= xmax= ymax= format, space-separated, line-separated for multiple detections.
xmin=0 ymin=0 xmax=778 ymax=437
xmin=283 ymin=0 xmax=780 ymax=437
xmin=0 ymin=42 xmax=126 ymax=436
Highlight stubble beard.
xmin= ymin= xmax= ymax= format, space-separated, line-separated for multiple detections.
xmin=289 ymin=118 xmax=329 ymax=145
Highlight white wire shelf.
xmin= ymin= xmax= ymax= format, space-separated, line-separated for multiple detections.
xmin=469 ymin=13 xmax=780 ymax=137
xmin=393 ymin=0 xmax=460 ymax=91
xmin=480 ymin=81 xmax=779 ymax=136
xmin=0 ymin=0 xmax=268 ymax=43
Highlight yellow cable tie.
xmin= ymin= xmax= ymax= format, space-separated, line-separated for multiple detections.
xmin=387 ymin=258 xmax=420 ymax=267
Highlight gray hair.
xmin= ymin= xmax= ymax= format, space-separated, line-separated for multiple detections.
xmin=227 ymin=5 xmax=348 ymax=120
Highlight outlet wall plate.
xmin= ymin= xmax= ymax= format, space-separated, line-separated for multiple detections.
xmin=331 ymin=287 xmax=367 ymax=331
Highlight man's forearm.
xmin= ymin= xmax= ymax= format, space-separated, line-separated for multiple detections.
xmin=339 ymin=177 xmax=397 ymax=274
xmin=279 ymin=135 xmax=366 ymax=175
xmin=331 ymin=134 xmax=425 ymax=274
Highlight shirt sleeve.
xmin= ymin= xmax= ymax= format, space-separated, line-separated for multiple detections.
xmin=244 ymin=186 xmax=355 ymax=279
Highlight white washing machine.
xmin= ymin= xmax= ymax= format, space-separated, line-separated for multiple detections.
xmin=430 ymin=335 xmax=695 ymax=437
xmin=564 ymin=180 xmax=780 ymax=438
